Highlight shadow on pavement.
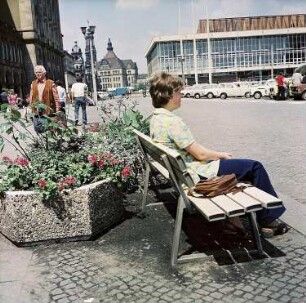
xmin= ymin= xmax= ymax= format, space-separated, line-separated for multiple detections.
xmin=155 ymin=189 xmax=286 ymax=266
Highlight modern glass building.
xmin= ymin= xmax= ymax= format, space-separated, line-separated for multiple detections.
xmin=145 ymin=14 xmax=306 ymax=84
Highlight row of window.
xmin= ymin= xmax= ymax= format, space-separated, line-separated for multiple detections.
xmin=0 ymin=39 xmax=23 ymax=64
xmin=158 ymin=49 xmax=306 ymax=71
xmin=101 ymin=83 xmax=123 ymax=89
xmin=99 ymin=76 xmax=124 ymax=83
xmin=151 ymin=34 xmax=306 ymax=58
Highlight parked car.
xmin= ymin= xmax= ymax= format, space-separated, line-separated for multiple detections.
xmin=97 ymin=91 xmax=109 ymax=100
xmin=204 ymin=83 xmax=251 ymax=99
xmin=290 ymin=83 xmax=306 ymax=100
xmin=189 ymin=84 xmax=218 ymax=99
xmin=181 ymin=85 xmax=197 ymax=98
xmin=249 ymin=79 xmax=277 ymax=99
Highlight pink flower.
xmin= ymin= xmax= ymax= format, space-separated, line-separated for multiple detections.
xmin=112 ymin=159 xmax=120 ymax=165
xmin=14 ymin=157 xmax=29 ymax=167
xmin=98 ymin=160 xmax=105 ymax=169
xmin=121 ymin=166 xmax=132 ymax=178
xmin=87 ymin=123 xmax=100 ymax=132
xmin=100 ymin=152 xmax=113 ymax=159
xmin=2 ymin=156 xmax=13 ymax=165
xmin=58 ymin=182 xmax=64 ymax=192
xmin=88 ymin=155 xmax=98 ymax=164
xmin=64 ymin=176 xmax=76 ymax=185
xmin=37 ymin=179 xmax=47 ymax=189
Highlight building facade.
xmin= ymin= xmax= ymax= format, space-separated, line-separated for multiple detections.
xmin=0 ymin=0 xmax=64 ymax=97
xmin=63 ymin=50 xmax=76 ymax=91
xmin=70 ymin=41 xmax=84 ymax=81
xmin=96 ymin=39 xmax=138 ymax=91
xmin=145 ymin=14 xmax=306 ymax=84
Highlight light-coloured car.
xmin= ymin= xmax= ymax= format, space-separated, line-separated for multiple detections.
xmin=97 ymin=91 xmax=109 ymax=100
xmin=250 ymin=79 xmax=277 ymax=99
xmin=204 ymin=83 xmax=251 ymax=99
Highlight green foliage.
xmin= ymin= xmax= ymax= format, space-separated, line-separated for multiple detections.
xmin=0 ymin=98 xmax=150 ymax=200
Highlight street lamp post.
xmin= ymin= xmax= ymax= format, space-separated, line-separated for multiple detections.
xmin=81 ymin=25 xmax=98 ymax=103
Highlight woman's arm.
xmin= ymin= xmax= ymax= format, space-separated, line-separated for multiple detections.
xmin=185 ymin=142 xmax=232 ymax=161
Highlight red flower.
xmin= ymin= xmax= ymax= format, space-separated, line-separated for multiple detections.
xmin=98 ymin=160 xmax=104 ymax=169
xmin=64 ymin=176 xmax=76 ymax=185
xmin=2 ymin=156 xmax=13 ymax=165
xmin=121 ymin=166 xmax=132 ymax=178
xmin=14 ymin=157 xmax=29 ymax=167
xmin=37 ymin=179 xmax=47 ymax=189
xmin=88 ymin=155 xmax=98 ymax=164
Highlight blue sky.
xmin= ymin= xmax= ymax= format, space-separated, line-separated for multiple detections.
xmin=59 ymin=0 xmax=306 ymax=73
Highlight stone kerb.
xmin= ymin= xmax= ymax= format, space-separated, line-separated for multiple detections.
xmin=0 ymin=179 xmax=124 ymax=245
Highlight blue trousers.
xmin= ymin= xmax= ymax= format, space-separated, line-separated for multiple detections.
xmin=217 ymin=159 xmax=286 ymax=225
xmin=74 ymin=97 xmax=87 ymax=125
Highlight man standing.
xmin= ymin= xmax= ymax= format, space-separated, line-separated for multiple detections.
xmin=55 ymin=80 xmax=67 ymax=113
xmin=275 ymin=72 xmax=286 ymax=101
xmin=292 ymin=71 xmax=303 ymax=87
xmin=29 ymin=65 xmax=60 ymax=115
xmin=70 ymin=77 xmax=88 ymax=126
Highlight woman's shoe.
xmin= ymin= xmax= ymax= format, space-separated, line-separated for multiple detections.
xmin=222 ymin=218 xmax=248 ymax=238
xmin=260 ymin=220 xmax=289 ymax=238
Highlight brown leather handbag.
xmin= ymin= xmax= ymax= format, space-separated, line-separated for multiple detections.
xmin=188 ymin=173 xmax=238 ymax=198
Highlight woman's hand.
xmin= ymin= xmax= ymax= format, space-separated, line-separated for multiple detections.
xmin=218 ymin=152 xmax=232 ymax=159
xmin=186 ymin=142 xmax=232 ymax=161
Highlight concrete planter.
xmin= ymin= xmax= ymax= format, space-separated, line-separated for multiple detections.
xmin=0 ymin=179 xmax=124 ymax=245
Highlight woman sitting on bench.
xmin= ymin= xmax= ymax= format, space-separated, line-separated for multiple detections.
xmin=148 ymin=72 xmax=289 ymax=238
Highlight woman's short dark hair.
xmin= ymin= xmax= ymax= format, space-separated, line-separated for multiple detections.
xmin=149 ymin=72 xmax=184 ymax=108
xmin=55 ymin=80 xmax=62 ymax=86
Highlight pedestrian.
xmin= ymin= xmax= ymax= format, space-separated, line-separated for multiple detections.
xmin=70 ymin=76 xmax=88 ymax=126
xmin=29 ymin=65 xmax=60 ymax=116
xmin=275 ymin=72 xmax=286 ymax=100
xmin=149 ymin=72 xmax=289 ymax=238
xmin=55 ymin=80 xmax=67 ymax=114
xmin=0 ymin=89 xmax=8 ymax=105
xmin=292 ymin=71 xmax=303 ymax=87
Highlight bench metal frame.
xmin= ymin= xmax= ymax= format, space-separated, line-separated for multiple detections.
xmin=133 ymin=130 xmax=283 ymax=267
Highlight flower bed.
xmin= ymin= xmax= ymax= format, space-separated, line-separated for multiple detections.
xmin=0 ymin=179 xmax=124 ymax=245
xmin=0 ymin=98 xmax=149 ymax=244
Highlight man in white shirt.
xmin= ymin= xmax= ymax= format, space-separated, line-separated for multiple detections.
xmin=55 ymin=80 xmax=67 ymax=113
xmin=70 ymin=77 xmax=88 ymax=126
xmin=292 ymin=72 xmax=303 ymax=86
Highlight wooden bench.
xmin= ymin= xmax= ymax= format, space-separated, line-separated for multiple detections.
xmin=133 ymin=129 xmax=284 ymax=267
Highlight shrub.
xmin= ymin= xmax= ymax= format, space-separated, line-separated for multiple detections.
xmin=0 ymin=99 xmax=149 ymax=200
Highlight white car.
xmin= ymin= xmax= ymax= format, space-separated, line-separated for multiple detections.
xmin=204 ymin=83 xmax=251 ymax=99
xmin=182 ymin=84 xmax=212 ymax=99
xmin=249 ymin=79 xmax=277 ymax=99
xmin=97 ymin=91 xmax=109 ymax=100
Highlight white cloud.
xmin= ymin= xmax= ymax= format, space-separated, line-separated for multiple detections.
xmin=115 ymin=0 xmax=159 ymax=10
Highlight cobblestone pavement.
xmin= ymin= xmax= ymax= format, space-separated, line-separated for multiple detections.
xmin=1 ymin=193 xmax=306 ymax=303
xmin=1 ymin=97 xmax=306 ymax=303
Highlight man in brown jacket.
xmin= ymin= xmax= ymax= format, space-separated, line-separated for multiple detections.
xmin=29 ymin=65 xmax=60 ymax=115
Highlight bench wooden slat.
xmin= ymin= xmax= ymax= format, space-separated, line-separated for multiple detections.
xmin=186 ymin=192 xmax=226 ymax=222
xmin=210 ymin=195 xmax=245 ymax=217
xmin=226 ymin=191 xmax=263 ymax=212
xmin=151 ymin=161 xmax=169 ymax=178
xmin=243 ymin=187 xmax=283 ymax=209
